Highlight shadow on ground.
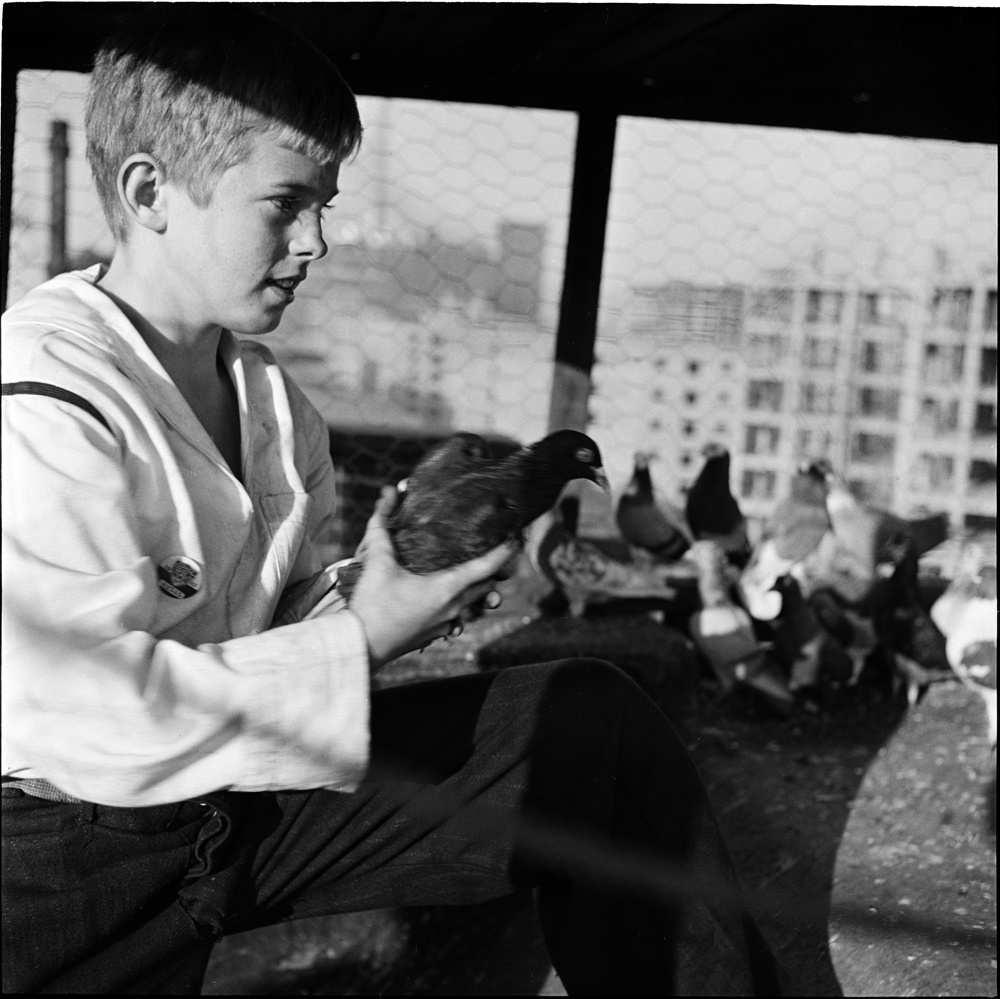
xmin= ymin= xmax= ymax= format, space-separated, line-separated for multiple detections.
xmin=203 ymin=892 xmax=552 ymax=995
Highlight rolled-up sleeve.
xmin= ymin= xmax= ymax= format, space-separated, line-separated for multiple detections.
xmin=1 ymin=393 xmax=370 ymax=807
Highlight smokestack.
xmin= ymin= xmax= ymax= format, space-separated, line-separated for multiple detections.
xmin=48 ymin=120 xmax=68 ymax=278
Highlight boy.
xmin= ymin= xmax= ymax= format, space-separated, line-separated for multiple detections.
xmin=2 ymin=10 xmax=782 ymax=994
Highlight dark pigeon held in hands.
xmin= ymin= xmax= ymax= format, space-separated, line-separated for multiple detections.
xmin=337 ymin=429 xmax=610 ymax=599
xmin=685 ymin=443 xmax=750 ymax=567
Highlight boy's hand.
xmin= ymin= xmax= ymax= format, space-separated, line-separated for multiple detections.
xmin=348 ymin=487 xmax=519 ymax=671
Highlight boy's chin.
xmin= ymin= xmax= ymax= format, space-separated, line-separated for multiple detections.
xmin=230 ymin=311 xmax=284 ymax=336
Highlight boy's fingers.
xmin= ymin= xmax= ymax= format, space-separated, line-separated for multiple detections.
xmin=373 ymin=485 xmax=398 ymax=520
xmin=449 ymin=539 xmax=522 ymax=588
xmin=358 ymin=486 xmax=399 ymax=557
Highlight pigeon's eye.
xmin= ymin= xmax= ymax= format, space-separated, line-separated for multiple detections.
xmin=575 ymin=447 xmax=594 ymax=464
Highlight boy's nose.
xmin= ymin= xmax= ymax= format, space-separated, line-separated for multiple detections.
xmin=290 ymin=218 xmax=328 ymax=262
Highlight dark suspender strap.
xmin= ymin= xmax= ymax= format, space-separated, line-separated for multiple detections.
xmin=2 ymin=381 xmax=112 ymax=434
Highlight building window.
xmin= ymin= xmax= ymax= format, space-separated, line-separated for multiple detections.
xmin=684 ymin=391 xmax=697 ymax=405
xmin=796 ymin=429 xmax=833 ymax=459
xmin=850 ymin=432 xmax=895 ymax=466
xmin=923 ymin=344 xmax=965 ymax=385
xmin=800 ymin=382 xmax=836 ymax=415
xmin=744 ymin=424 xmax=780 ymax=455
xmin=965 ymin=513 xmax=997 ymax=532
xmin=974 ymin=403 xmax=997 ymax=436
xmin=747 ymin=379 xmax=783 ymax=412
xmin=911 ymin=454 xmax=955 ymax=492
xmin=749 ymin=287 xmax=794 ymax=322
xmin=682 ymin=420 xmax=696 ymax=436
xmin=918 ymin=397 xmax=960 ymax=435
xmin=859 ymin=340 xmax=903 ymax=375
xmin=969 ymin=459 xmax=997 ymax=488
xmin=714 ymin=423 xmax=728 ymax=436
xmin=803 ymin=337 xmax=839 ymax=370
xmin=855 ymin=386 xmax=900 ymax=420
xmin=654 ymin=357 xmax=667 ymax=371
xmin=985 ymin=290 xmax=998 ymax=332
xmin=981 ymin=347 xmax=997 ymax=387
xmin=741 ymin=469 xmax=776 ymax=500
xmin=630 ymin=284 xmax=744 ymax=344
xmin=680 ymin=452 xmax=692 ymax=467
xmin=686 ymin=360 xmax=700 ymax=375
xmin=931 ymin=287 xmax=973 ymax=332
xmin=651 ymin=387 xmax=665 ymax=403
xmin=859 ymin=291 xmax=907 ymax=326
xmin=805 ymin=289 xmax=845 ymax=324
xmin=746 ymin=334 xmax=787 ymax=367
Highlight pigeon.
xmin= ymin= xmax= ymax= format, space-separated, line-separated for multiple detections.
xmin=771 ymin=578 xmax=853 ymax=693
xmin=615 ymin=452 xmax=691 ymax=563
xmin=399 ymin=431 xmax=490 ymax=500
xmin=812 ymin=471 xmax=911 ymax=605
xmin=774 ymin=475 xmax=929 ymax=618
xmin=929 ymin=545 xmax=994 ymax=637
xmin=685 ymin=443 xmax=750 ymax=567
xmin=687 ymin=540 xmax=793 ymax=714
xmin=931 ymin=560 xmax=997 ymax=745
xmin=740 ymin=463 xmax=830 ymax=621
xmin=808 ymin=588 xmax=882 ymax=689
xmin=893 ymin=512 xmax=949 ymax=562
xmin=529 ymin=498 xmax=698 ymax=618
xmin=875 ymin=579 xmax=953 ymax=705
xmin=796 ymin=468 xmax=947 ymax=613
xmin=337 ymin=430 xmax=610 ymax=600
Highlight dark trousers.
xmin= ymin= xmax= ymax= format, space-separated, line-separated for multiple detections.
xmin=3 ymin=659 xmax=781 ymax=994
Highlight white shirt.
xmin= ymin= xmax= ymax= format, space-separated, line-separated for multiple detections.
xmin=2 ymin=267 xmax=370 ymax=806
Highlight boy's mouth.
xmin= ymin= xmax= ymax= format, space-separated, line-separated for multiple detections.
xmin=265 ymin=276 xmax=303 ymax=303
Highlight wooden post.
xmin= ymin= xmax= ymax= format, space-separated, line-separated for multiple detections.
xmin=48 ymin=119 xmax=69 ymax=278
xmin=547 ymin=110 xmax=617 ymax=433
xmin=0 ymin=61 xmax=18 ymax=310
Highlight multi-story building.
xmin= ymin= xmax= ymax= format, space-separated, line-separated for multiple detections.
xmin=592 ymin=268 xmax=998 ymax=536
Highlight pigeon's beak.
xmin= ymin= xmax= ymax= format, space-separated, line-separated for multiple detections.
xmin=594 ymin=467 xmax=611 ymax=493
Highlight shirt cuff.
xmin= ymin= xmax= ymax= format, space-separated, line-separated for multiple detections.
xmin=216 ymin=608 xmax=371 ymax=792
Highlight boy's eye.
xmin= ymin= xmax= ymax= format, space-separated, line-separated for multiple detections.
xmin=272 ymin=197 xmax=299 ymax=216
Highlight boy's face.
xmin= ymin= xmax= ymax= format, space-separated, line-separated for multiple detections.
xmin=160 ymin=132 xmax=340 ymax=335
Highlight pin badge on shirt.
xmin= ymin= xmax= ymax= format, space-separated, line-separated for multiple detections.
xmin=157 ymin=555 xmax=203 ymax=599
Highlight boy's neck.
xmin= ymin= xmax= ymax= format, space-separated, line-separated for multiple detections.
xmin=98 ymin=252 xmax=224 ymax=383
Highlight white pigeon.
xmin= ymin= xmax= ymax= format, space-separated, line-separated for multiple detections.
xmin=931 ymin=558 xmax=997 ymax=748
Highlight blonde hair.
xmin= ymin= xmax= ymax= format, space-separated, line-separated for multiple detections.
xmin=85 ymin=9 xmax=362 ymax=242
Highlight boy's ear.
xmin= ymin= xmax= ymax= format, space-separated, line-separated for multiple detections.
xmin=117 ymin=154 xmax=168 ymax=234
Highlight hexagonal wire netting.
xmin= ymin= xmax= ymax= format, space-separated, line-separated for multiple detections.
xmin=591 ymin=117 xmax=997 ymax=558
xmin=8 ymin=70 xmax=998 ymax=562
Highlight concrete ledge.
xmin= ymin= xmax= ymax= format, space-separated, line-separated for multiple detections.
xmin=829 ymin=683 xmax=997 ymax=997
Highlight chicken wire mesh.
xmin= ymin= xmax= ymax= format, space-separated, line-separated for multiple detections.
xmin=8 ymin=70 xmax=575 ymax=554
xmin=590 ymin=117 xmax=997 ymax=551
xmin=7 ymin=70 xmax=998 ymax=560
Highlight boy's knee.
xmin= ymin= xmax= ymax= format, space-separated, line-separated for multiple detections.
xmin=541 ymin=657 xmax=645 ymax=713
